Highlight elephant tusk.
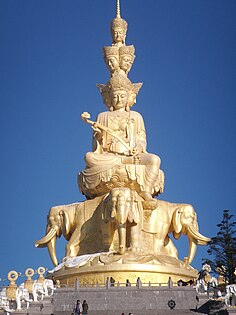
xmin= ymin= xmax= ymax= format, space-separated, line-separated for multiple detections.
xmin=187 ymin=226 xmax=211 ymax=245
xmin=35 ymin=227 xmax=57 ymax=247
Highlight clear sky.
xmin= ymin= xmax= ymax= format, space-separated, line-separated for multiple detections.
xmin=0 ymin=0 xmax=235 ymax=283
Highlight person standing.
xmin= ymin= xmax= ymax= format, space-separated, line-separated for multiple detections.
xmin=110 ymin=277 xmax=115 ymax=287
xmin=82 ymin=300 xmax=89 ymax=315
xmin=126 ymin=279 xmax=131 ymax=286
xmin=74 ymin=300 xmax=83 ymax=315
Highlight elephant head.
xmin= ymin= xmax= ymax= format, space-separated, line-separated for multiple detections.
xmin=172 ymin=205 xmax=210 ymax=264
xmin=35 ymin=204 xmax=78 ymax=266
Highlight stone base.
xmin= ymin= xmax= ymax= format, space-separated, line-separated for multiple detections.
xmin=53 ymin=285 xmax=199 ymax=314
xmin=1 ymin=287 xmax=234 ymax=315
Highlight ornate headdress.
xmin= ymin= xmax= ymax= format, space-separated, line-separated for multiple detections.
xmin=103 ymin=46 xmax=119 ymax=59
xmin=132 ymin=83 xmax=143 ymax=95
xmin=96 ymin=84 xmax=111 ymax=108
xmin=110 ymin=0 xmax=128 ymax=33
xmin=108 ymin=73 xmax=133 ymax=92
xmin=119 ymin=45 xmax=135 ymax=60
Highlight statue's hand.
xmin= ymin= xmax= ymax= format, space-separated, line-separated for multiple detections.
xmin=130 ymin=146 xmax=142 ymax=156
xmin=92 ymin=123 xmax=103 ymax=140
xmin=92 ymin=123 xmax=102 ymax=133
xmin=130 ymin=147 xmax=139 ymax=156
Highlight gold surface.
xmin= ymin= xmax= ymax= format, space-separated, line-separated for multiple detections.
xmin=52 ymin=261 xmax=198 ymax=286
xmin=6 ymin=284 xmax=17 ymax=300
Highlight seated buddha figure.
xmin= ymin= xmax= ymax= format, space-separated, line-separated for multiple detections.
xmin=79 ymin=74 xmax=163 ymax=201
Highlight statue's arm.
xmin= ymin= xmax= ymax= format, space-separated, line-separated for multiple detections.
xmin=133 ymin=112 xmax=147 ymax=153
xmin=91 ymin=113 xmax=105 ymax=153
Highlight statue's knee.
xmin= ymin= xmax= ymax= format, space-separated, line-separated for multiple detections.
xmin=85 ymin=152 xmax=93 ymax=165
xmin=148 ymin=154 xmax=161 ymax=167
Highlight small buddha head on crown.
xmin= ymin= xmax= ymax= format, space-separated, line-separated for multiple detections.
xmin=110 ymin=0 xmax=128 ymax=47
xmin=119 ymin=45 xmax=135 ymax=74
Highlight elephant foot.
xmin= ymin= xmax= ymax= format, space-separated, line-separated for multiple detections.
xmin=153 ymin=248 xmax=163 ymax=256
xmin=128 ymin=246 xmax=142 ymax=253
xmin=118 ymin=246 xmax=126 ymax=255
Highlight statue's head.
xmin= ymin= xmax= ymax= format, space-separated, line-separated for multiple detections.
xmin=103 ymin=46 xmax=120 ymax=73
xmin=110 ymin=0 xmax=128 ymax=46
xmin=111 ymin=23 xmax=127 ymax=46
xmin=108 ymin=74 xmax=142 ymax=111
xmin=119 ymin=45 xmax=135 ymax=74
xmin=97 ymin=75 xmax=143 ymax=111
xmin=109 ymin=74 xmax=132 ymax=111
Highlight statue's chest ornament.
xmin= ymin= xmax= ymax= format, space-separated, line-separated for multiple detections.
xmin=109 ymin=115 xmax=134 ymax=133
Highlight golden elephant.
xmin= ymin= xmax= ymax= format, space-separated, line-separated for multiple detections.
xmin=35 ymin=196 xmax=107 ymax=266
xmin=142 ymin=199 xmax=210 ymax=263
xmin=103 ymin=187 xmax=143 ymax=254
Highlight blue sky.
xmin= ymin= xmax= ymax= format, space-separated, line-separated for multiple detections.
xmin=0 ymin=0 xmax=235 ymax=282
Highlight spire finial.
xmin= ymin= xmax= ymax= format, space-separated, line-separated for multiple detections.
xmin=116 ymin=0 xmax=121 ymax=18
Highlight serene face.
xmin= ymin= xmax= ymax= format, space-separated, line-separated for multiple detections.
xmin=111 ymin=89 xmax=129 ymax=111
xmin=120 ymin=55 xmax=133 ymax=73
xmin=106 ymin=56 xmax=119 ymax=72
xmin=112 ymin=28 xmax=126 ymax=44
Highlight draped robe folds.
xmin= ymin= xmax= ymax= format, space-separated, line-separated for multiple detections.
xmin=79 ymin=110 xmax=164 ymax=197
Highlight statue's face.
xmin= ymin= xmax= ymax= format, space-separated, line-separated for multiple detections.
xmin=111 ymin=89 xmax=129 ymax=110
xmin=106 ymin=56 xmax=119 ymax=72
xmin=120 ymin=55 xmax=133 ymax=73
xmin=112 ymin=28 xmax=126 ymax=44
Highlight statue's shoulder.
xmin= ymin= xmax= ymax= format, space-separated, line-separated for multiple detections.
xmin=97 ymin=111 xmax=110 ymax=120
xmin=130 ymin=110 xmax=145 ymax=121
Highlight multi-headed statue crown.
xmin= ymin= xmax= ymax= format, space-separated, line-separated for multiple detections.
xmin=98 ymin=0 xmax=143 ymax=109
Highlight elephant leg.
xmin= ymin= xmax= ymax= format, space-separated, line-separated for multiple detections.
xmin=101 ymin=221 xmax=116 ymax=251
xmin=65 ymin=227 xmax=81 ymax=258
xmin=15 ymin=296 xmax=21 ymax=310
xmin=118 ymin=223 xmax=126 ymax=254
xmin=153 ymin=236 xmax=165 ymax=255
xmin=164 ymin=236 xmax=178 ymax=258
xmin=129 ymin=223 xmax=141 ymax=252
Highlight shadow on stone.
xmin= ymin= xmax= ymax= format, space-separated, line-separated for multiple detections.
xmin=192 ymin=299 xmax=229 ymax=315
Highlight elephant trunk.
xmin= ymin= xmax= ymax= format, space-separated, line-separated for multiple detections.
xmin=116 ymin=193 xmax=128 ymax=224
xmin=186 ymin=237 xmax=197 ymax=264
xmin=116 ymin=192 xmax=128 ymax=254
xmin=186 ymin=226 xmax=211 ymax=264
xmin=118 ymin=223 xmax=126 ymax=254
xmin=47 ymin=234 xmax=58 ymax=266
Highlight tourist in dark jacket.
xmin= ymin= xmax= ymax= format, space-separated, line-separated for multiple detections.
xmin=82 ymin=300 xmax=89 ymax=315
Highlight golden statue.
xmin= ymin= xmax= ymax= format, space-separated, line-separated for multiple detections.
xmin=35 ymin=0 xmax=210 ymax=285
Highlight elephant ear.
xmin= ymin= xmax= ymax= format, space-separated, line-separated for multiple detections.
xmin=61 ymin=210 xmax=70 ymax=236
xmin=172 ymin=208 xmax=183 ymax=238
